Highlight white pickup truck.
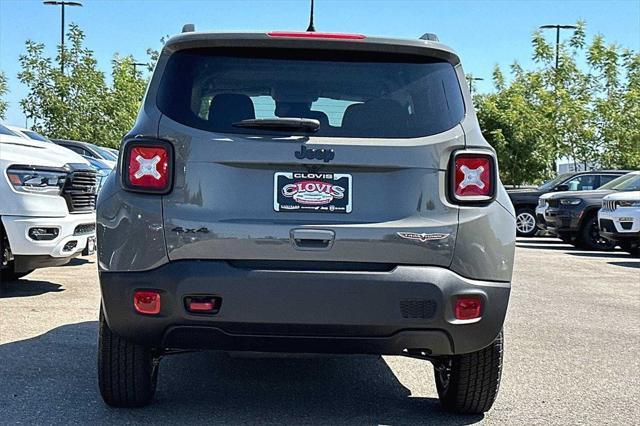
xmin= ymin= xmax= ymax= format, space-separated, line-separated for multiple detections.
xmin=0 ymin=124 xmax=98 ymax=281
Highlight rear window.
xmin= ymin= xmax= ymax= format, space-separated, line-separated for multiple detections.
xmin=157 ymin=48 xmax=464 ymax=138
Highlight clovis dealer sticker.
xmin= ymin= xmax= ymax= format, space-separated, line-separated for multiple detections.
xmin=274 ymin=172 xmax=352 ymax=213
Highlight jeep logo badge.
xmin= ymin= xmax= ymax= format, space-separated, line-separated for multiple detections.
xmin=294 ymin=145 xmax=335 ymax=163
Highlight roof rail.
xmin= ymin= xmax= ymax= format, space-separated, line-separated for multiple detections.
xmin=419 ymin=33 xmax=439 ymax=42
xmin=182 ymin=24 xmax=195 ymax=33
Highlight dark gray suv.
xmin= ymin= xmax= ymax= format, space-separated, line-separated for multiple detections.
xmin=96 ymin=29 xmax=516 ymax=413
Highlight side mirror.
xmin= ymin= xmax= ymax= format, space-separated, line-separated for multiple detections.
xmin=556 ymin=184 xmax=569 ymax=192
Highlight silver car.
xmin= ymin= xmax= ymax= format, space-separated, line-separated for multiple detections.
xmin=96 ymin=29 xmax=515 ymax=412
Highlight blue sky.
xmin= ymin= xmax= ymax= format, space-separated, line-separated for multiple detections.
xmin=1 ymin=0 xmax=639 ymax=127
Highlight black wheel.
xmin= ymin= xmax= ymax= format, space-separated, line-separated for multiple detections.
xmin=515 ymin=208 xmax=537 ymax=237
xmin=0 ymin=223 xmax=31 ymax=282
xmin=579 ymin=216 xmax=615 ymax=251
xmin=434 ymin=331 xmax=503 ymax=414
xmin=98 ymin=307 xmax=159 ymax=407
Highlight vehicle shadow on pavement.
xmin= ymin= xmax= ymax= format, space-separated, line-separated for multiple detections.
xmin=515 ymin=244 xmax=572 ymax=251
xmin=0 ymin=322 xmax=482 ymax=425
xmin=516 ymin=240 xmax=631 ymax=259
xmin=62 ymin=257 xmax=93 ymax=267
xmin=608 ymin=261 xmax=640 ymax=269
xmin=566 ymin=251 xmax=632 ymax=259
xmin=0 ymin=279 xmax=64 ymax=298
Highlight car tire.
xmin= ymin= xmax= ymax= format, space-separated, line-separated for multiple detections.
xmin=434 ymin=331 xmax=503 ymax=414
xmin=98 ymin=307 xmax=159 ymax=407
xmin=0 ymin=223 xmax=32 ymax=282
xmin=578 ymin=216 xmax=615 ymax=251
xmin=515 ymin=208 xmax=537 ymax=237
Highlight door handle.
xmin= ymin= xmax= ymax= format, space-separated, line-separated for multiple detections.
xmin=290 ymin=229 xmax=335 ymax=251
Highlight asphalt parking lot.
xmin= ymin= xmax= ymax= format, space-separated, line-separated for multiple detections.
xmin=0 ymin=237 xmax=638 ymax=425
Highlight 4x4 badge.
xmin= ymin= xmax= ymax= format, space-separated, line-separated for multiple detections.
xmin=397 ymin=232 xmax=450 ymax=243
xmin=171 ymin=227 xmax=210 ymax=234
xmin=294 ymin=145 xmax=335 ymax=163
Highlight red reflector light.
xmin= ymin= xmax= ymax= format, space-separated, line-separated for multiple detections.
xmin=133 ymin=291 xmax=161 ymax=315
xmin=453 ymin=153 xmax=494 ymax=201
xmin=267 ymin=31 xmax=366 ymax=40
xmin=127 ymin=146 xmax=169 ymax=189
xmin=184 ymin=296 xmax=221 ymax=315
xmin=454 ymin=296 xmax=482 ymax=320
xmin=188 ymin=301 xmax=215 ymax=312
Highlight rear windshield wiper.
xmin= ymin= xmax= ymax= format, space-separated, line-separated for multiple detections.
xmin=232 ymin=118 xmax=320 ymax=132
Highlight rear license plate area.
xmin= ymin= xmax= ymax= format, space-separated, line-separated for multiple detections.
xmin=274 ymin=172 xmax=352 ymax=213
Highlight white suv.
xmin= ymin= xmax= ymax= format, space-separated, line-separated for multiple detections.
xmin=0 ymin=125 xmax=98 ymax=281
xmin=599 ymin=189 xmax=640 ymax=256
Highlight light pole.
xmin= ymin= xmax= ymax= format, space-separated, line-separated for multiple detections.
xmin=43 ymin=1 xmax=83 ymax=75
xmin=539 ymin=24 xmax=578 ymax=172
xmin=466 ymin=76 xmax=484 ymax=96
xmin=539 ymin=24 xmax=578 ymax=70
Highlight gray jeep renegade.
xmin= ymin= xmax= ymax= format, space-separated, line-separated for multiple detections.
xmin=96 ymin=29 xmax=516 ymax=413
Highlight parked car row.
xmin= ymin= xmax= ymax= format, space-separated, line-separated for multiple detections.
xmin=0 ymin=122 xmax=118 ymax=281
xmin=509 ymin=170 xmax=639 ymax=255
xmin=52 ymin=139 xmax=118 ymax=169
xmin=508 ymin=169 xmax=630 ymax=237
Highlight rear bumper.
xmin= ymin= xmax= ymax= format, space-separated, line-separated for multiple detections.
xmin=100 ymin=261 xmax=510 ymax=356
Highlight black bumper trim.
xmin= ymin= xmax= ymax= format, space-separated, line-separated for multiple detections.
xmin=162 ymin=326 xmax=454 ymax=355
xmin=100 ymin=260 xmax=510 ymax=356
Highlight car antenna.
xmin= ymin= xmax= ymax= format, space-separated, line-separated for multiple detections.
xmin=306 ymin=0 xmax=316 ymax=32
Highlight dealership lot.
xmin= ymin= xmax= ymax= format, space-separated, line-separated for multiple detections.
xmin=0 ymin=238 xmax=638 ymax=425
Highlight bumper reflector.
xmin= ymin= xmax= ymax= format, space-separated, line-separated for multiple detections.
xmin=454 ymin=296 xmax=482 ymax=320
xmin=134 ymin=291 xmax=161 ymax=315
xmin=185 ymin=296 xmax=221 ymax=314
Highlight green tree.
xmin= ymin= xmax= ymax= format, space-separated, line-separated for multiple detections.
xmin=17 ymin=24 xmax=149 ymax=147
xmin=0 ymin=71 xmax=8 ymax=119
xmin=476 ymin=66 xmax=552 ymax=186
xmin=530 ymin=21 xmax=640 ymax=170
xmin=18 ymin=24 xmax=110 ymax=142
xmin=531 ymin=20 xmax=599 ymax=171
xmin=102 ymin=55 xmax=147 ymax=147
xmin=587 ymin=40 xmax=640 ymax=168
xmin=477 ymin=21 xmax=639 ymax=185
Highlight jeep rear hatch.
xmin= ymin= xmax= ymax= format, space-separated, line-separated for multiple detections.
xmin=154 ymin=36 xmax=465 ymax=267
